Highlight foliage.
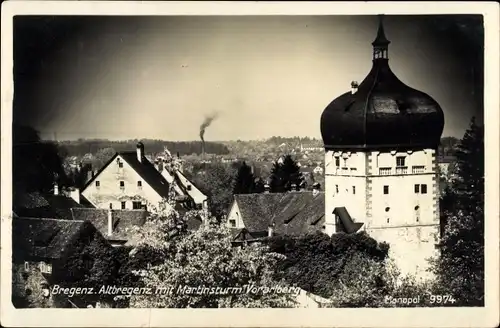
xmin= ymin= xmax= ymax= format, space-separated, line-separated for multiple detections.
xmin=327 ymin=256 xmax=436 ymax=308
xmin=190 ymin=163 xmax=238 ymax=220
xmin=13 ymin=124 xmax=68 ymax=193
xmin=268 ymin=232 xmax=389 ymax=298
xmin=233 ymin=161 xmax=262 ymax=194
xmin=269 ymin=155 xmax=304 ymax=193
xmin=127 ymin=203 xmax=297 ymax=308
xmin=433 ymin=117 xmax=484 ymax=306
xmin=91 ymin=147 xmax=116 ymax=171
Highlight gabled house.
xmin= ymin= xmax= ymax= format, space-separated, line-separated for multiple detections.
xmin=226 ymin=185 xmax=364 ymax=245
xmin=11 ymin=217 xmax=112 ymax=308
xmin=81 ymin=142 xmax=173 ymax=211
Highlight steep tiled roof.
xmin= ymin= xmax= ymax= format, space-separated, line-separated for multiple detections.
xmin=13 ymin=191 xmax=89 ymax=220
xmin=71 ymin=208 xmax=147 ymax=242
xmin=82 ymin=151 xmax=171 ymax=199
xmin=233 ymin=191 xmax=326 ymax=239
xmin=12 ymin=217 xmax=88 ymax=260
xmin=174 ymin=170 xmax=207 ymax=205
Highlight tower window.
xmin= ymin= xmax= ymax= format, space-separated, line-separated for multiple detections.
xmin=383 ymin=185 xmax=389 ymax=194
xmin=414 ymin=184 xmax=420 ymax=193
xmin=352 ymin=186 xmax=356 ymax=194
xmin=396 ymin=156 xmax=406 ymax=167
xmin=335 ymin=158 xmax=340 ymax=167
xmin=421 ymin=184 xmax=428 ymax=194
xmin=121 ymin=201 xmax=126 ymax=209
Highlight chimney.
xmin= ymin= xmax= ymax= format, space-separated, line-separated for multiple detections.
xmin=290 ymin=183 xmax=297 ymax=191
xmin=136 ymin=142 xmax=144 ymax=163
xmin=312 ymin=183 xmax=321 ymax=196
xmin=53 ymin=183 xmax=59 ymax=195
xmin=107 ymin=209 xmax=113 ymax=236
xmin=264 ymin=184 xmax=270 ymax=194
xmin=70 ymin=188 xmax=80 ymax=204
xmin=268 ymin=223 xmax=274 ymax=237
xmin=351 ymin=81 xmax=359 ymax=94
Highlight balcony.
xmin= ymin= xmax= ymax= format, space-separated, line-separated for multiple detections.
xmin=379 ymin=167 xmax=392 ymax=175
xmin=412 ymin=165 xmax=425 ymax=174
xmin=395 ymin=166 xmax=408 ymax=174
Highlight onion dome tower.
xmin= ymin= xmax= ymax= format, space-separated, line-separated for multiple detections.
xmin=320 ymin=15 xmax=444 ymax=280
xmin=320 ymin=15 xmax=444 ymax=150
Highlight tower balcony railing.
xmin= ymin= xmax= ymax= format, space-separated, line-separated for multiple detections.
xmin=395 ymin=166 xmax=408 ymax=174
xmin=412 ymin=165 xmax=425 ymax=174
xmin=379 ymin=167 xmax=392 ymax=175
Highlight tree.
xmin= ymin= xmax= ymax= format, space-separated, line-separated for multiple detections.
xmin=92 ymin=147 xmax=116 ymax=171
xmin=127 ymin=204 xmax=297 ymax=308
xmin=269 ymin=155 xmax=304 ymax=193
xmin=432 ymin=117 xmax=484 ymax=306
xmin=191 ymin=163 xmax=237 ymax=220
xmin=13 ymin=124 xmax=68 ymax=193
xmin=233 ymin=162 xmax=257 ymax=195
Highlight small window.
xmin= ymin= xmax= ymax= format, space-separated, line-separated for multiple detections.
xmin=24 ymin=262 xmax=29 ymax=271
xmin=137 ymin=181 xmax=142 ymax=187
xmin=95 ymin=181 xmax=100 ymax=187
xmin=120 ymin=181 xmax=125 ymax=188
xmin=421 ymin=184 xmax=428 ymax=194
xmin=335 ymin=158 xmax=340 ymax=167
xmin=352 ymin=186 xmax=356 ymax=194
xmin=386 ymin=218 xmax=390 ymax=223
xmin=335 ymin=185 xmax=339 ymax=193
xmin=132 ymin=201 xmax=142 ymax=210
xmin=229 ymin=219 xmax=236 ymax=227
xmin=383 ymin=185 xmax=389 ymax=194
xmin=415 ymin=205 xmax=420 ymax=211
xmin=46 ymin=263 xmax=52 ymax=274
xmin=118 ymin=162 xmax=123 ymax=168
xmin=414 ymin=184 xmax=420 ymax=193
xmin=39 ymin=262 xmax=46 ymax=273
xmin=343 ymin=158 xmax=347 ymax=167
xmin=121 ymin=201 xmax=126 ymax=210
xmin=396 ymin=156 xmax=406 ymax=167
xmin=385 ymin=207 xmax=390 ymax=212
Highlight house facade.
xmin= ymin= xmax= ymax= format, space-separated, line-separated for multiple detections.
xmin=319 ymin=15 xmax=444 ymax=278
xmin=81 ymin=142 xmax=174 ymax=211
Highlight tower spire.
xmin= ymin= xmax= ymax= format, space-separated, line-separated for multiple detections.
xmin=372 ymin=14 xmax=390 ymax=60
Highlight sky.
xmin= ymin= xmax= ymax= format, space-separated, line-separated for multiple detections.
xmin=13 ymin=15 xmax=484 ymax=142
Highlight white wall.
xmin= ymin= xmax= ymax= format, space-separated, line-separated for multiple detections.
xmin=82 ymin=155 xmax=166 ymax=210
xmin=324 ymin=148 xmax=440 ymax=277
xmin=226 ymin=200 xmax=245 ymax=229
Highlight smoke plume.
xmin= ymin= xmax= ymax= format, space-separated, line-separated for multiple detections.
xmin=199 ymin=112 xmax=218 ymax=142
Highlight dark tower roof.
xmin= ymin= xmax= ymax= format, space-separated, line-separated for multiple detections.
xmin=320 ymin=15 xmax=445 ymax=150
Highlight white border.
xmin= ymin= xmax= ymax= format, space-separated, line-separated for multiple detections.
xmin=1 ymin=2 xmax=499 ymax=327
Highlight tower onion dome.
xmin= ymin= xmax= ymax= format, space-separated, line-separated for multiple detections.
xmin=320 ymin=15 xmax=445 ymax=150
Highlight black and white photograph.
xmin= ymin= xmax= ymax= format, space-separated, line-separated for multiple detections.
xmin=1 ymin=1 xmax=498 ymax=327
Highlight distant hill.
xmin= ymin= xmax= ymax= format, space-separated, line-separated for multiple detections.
xmin=57 ymin=139 xmax=230 ymax=157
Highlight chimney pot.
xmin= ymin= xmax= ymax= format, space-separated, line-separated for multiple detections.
xmin=137 ymin=142 xmax=144 ymax=163
xmin=107 ymin=209 xmax=113 ymax=236
xmin=351 ymin=81 xmax=359 ymax=94
xmin=268 ymin=223 xmax=274 ymax=237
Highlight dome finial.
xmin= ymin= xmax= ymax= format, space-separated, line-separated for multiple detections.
xmin=372 ymin=14 xmax=390 ymax=60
